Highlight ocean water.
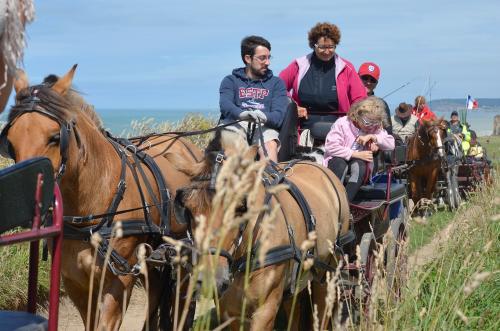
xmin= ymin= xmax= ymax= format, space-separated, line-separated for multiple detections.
xmin=433 ymin=110 xmax=499 ymax=137
xmin=97 ymin=108 xmax=219 ymax=135
xmin=1 ymin=107 xmax=498 ymax=137
xmin=96 ymin=108 xmax=500 ymax=137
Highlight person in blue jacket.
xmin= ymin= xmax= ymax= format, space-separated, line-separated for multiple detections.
xmin=219 ymin=35 xmax=288 ymax=162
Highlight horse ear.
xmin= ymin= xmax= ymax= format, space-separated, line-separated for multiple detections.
xmin=52 ymin=64 xmax=78 ymax=95
xmin=14 ymin=69 xmax=29 ymax=93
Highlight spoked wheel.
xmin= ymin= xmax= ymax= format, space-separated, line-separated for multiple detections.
xmin=385 ymin=224 xmax=408 ymax=300
xmin=451 ymin=165 xmax=461 ymax=208
xmin=445 ymin=169 xmax=457 ymax=210
xmin=358 ymin=233 xmax=377 ymax=317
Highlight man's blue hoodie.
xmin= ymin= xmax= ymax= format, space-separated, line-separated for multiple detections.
xmin=219 ymin=67 xmax=288 ymax=130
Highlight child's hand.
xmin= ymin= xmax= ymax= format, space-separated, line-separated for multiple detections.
xmin=352 ymin=151 xmax=373 ymax=162
xmin=356 ymin=134 xmax=375 ymax=146
xmin=370 ymin=143 xmax=379 ymax=152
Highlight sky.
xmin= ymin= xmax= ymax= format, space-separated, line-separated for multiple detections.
xmin=9 ymin=0 xmax=500 ymax=111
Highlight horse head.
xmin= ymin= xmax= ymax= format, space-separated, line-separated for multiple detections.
xmin=419 ymin=118 xmax=448 ymax=158
xmin=0 ymin=65 xmax=102 ymax=180
xmin=171 ymin=129 xmax=261 ymax=293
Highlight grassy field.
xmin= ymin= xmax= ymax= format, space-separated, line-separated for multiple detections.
xmin=383 ymin=173 xmax=499 ymax=330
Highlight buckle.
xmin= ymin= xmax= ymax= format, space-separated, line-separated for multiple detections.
xmin=215 ymin=153 xmax=225 ymax=164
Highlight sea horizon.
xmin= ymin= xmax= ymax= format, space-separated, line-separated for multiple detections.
xmin=95 ymin=107 xmax=500 ymax=137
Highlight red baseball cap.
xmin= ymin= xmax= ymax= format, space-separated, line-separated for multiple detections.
xmin=358 ymin=62 xmax=380 ymax=81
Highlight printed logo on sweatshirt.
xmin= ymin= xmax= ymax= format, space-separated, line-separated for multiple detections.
xmin=241 ymin=100 xmax=265 ymax=110
xmin=239 ymin=87 xmax=269 ymax=99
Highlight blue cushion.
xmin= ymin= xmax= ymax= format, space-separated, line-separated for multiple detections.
xmin=0 ymin=311 xmax=48 ymax=330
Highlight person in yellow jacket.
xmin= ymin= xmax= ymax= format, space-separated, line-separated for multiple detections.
xmin=467 ymin=130 xmax=484 ymax=159
xmin=448 ymin=110 xmax=471 ymax=155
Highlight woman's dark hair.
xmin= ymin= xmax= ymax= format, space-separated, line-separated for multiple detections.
xmin=240 ymin=35 xmax=271 ymax=64
xmin=308 ymin=22 xmax=341 ymax=49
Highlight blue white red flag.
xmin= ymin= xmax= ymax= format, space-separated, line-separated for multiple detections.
xmin=466 ymin=95 xmax=478 ymax=110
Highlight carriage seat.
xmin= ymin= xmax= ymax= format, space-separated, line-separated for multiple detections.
xmin=0 ymin=157 xmax=54 ymax=232
xmin=354 ymin=182 xmax=406 ymax=200
xmin=383 ymin=144 xmax=407 ymax=165
xmin=0 ymin=157 xmax=63 ymax=331
xmin=309 ymin=121 xmax=334 ymax=141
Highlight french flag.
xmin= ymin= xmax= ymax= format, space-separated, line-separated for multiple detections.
xmin=466 ymin=95 xmax=478 ymax=110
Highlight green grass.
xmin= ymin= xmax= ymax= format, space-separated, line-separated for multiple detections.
xmin=479 ymin=135 xmax=500 ymax=164
xmin=408 ymin=210 xmax=454 ymax=253
xmin=384 ymin=175 xmax=500 ymax=330
xmin=0 ymin=241 xmax=51 ymax=310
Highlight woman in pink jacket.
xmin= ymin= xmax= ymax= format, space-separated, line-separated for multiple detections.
xmin=324 ymin=96 xmax=395 ymax=202
xmin=279 ymin=22 xmax=366 ymax=129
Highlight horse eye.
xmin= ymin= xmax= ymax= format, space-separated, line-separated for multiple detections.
xmin=48 ymin=133 xmax=61 ymax=146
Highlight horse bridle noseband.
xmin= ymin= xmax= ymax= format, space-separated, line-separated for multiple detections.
xmin=0 ymin=87 xmax=79 ymax=182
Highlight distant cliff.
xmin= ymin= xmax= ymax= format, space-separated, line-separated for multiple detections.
xmin=429 ymin=98 xmax=500 ymax=112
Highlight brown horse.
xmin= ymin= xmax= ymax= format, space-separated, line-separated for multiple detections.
xmin=171 ymin=129 xmax=351 ymax=330
xmin=2 ymin=66 xmax=203 ymax=330
xmin=0 ymin=0 xmax=34 ymax=113
xmin=406 ymin=119 xmax=448 ymax=209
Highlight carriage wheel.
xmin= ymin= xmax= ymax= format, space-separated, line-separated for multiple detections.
xmin=385 ymin=223 xmax=408 ymax=300
xmin=445 ymin=169 xmax=457 ymax=210
xmin=451 ymin=166 xmax=461 ymax=207
xmin=358 ymin=233 xmax=377 ymax=316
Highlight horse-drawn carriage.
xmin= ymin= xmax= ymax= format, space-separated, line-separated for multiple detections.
xmin=1 ymin=67 xmax=411 ymax=330
xmin=279 ymin=108 xmax=410 ymax=318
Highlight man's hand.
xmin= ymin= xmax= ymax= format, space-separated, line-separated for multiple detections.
xmin=352 ymin=151 xmax=373 ymax=162
xmin=297 ymin=106 xmax=308 ymax=119
xmin=239 ymin=111 xmax=253 ymax=121
xmin=249 ymin=110 xmax=267 ymax=123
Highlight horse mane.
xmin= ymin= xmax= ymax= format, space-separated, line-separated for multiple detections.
xmin=9 ymin=85 xmax=72 ymax=123
xmin=182 ymin=129 xmax=225 ymax=214
xmin=42 ymin=74 xmax=103 ymax=129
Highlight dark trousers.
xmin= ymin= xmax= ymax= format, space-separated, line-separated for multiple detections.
xmin=327 ymin=157 xmax=367 ymax=202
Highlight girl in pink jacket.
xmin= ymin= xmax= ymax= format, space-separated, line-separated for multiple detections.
xmin=324 ymin=96 xmax=395 ymax=202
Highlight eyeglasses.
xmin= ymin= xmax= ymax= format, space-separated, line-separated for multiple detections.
xmin=314 ymin=44 xmax=335 ymax=50
xmin=361 ymin=75 xmax=378 ymax=84
xmin=360 ymin=116 xmax=380 ymax=128
xmin=253 ymin=55 xmax=272 ymax=62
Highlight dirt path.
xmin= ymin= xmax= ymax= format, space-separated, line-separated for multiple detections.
xmin=55 ymin=287 xmax=147 ymax=331
xmin=408 ymin=205 xmax=481 ymax=271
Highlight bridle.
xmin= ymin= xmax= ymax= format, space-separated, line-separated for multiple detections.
xmin=416 ymin=123 xmax=446 ymax=158
xmin=0 ymin=86 xmax=80 ymax=182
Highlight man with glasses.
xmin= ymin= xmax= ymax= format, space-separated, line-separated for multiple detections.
xmin=219 ymin=35 xmax=288 ymax=162
xmin=358 ymin=62 xmax=392 ymax=134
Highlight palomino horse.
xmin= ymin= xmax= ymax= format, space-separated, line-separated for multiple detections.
xmin=406 ymin=119 xmax=448 ymax=209
xmin=171 ymin=129 xmax=351 ymax=330
xmin=0 ymin=0 xmax=34 ymax=113
xmin=1 ymin=66 xmax=202 ymax=330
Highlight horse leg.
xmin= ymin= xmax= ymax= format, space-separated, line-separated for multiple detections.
xmin=248 ymin=280 xmax=285 ymax=331
xmin=425 ymin=167 xmax=440 ymax=201
xmin=408 ymin=171 xmax=420 ymax=207
xmin=220 ymin=265 xmax=286 ymax=331
xmin=95 ymin=275 xmax=136 ymax=331
xmin=142 ymin=266 xmax=163 ymax=331
xmin=281 ymin=295 xmax=302 ymax=331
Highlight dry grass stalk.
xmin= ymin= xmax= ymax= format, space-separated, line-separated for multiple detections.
xmin=463 ymin=271 xmax=493 ymax=296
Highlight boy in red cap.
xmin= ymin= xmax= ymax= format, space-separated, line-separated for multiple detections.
xmin=358 ymin=62 xmax=392 ymax=134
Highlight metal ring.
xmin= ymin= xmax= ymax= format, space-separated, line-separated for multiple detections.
xmin=284 ymin=166 xmax=294 ymax=177
xmin=125 ymin=144 xmax=137 ymax=155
